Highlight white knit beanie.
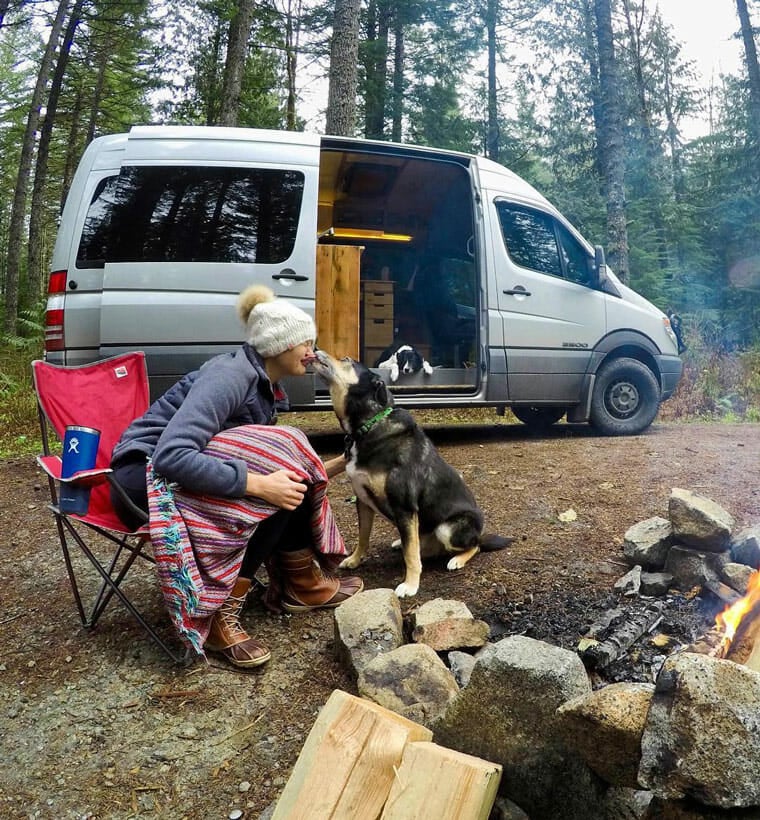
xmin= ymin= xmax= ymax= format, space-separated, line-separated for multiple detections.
xmin=237 ymin=285 xmax=316 ymax=358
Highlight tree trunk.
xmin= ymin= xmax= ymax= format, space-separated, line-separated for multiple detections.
xmin=486 ymin=0 xmax=499 ymax=161
xmin=219 ymin=0 xmax=256 ymax=126
xmin=736 ymin=0 xmax=760 ymax=150
xmin=390 ymin=11 xmax=403 ymax=142
xmin=364 ymin=0 xmax=390 ymax=140
xmin=27 ymin=0 xmax=86 ymax=310
xmin=622 ymin=0 xmax=669 ymax=272
xmin=86 ymin=42 xmax=109 ymax=144
xmin=284 ymin=0 xmax=302 ymax=130
xmin=3 ymin=0 xmax=70 ymax=335
xmin=60 ymin=90 xmax=83 ymax=213
xmin=593 ymin=0 xmax=629 ymax=284
xmin=325 ymin=0 xmax=361 ymax=136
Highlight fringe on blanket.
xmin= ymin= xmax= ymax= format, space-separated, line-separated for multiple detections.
xmin=147 ymin=424 xmax=347 ymax=653
xmin=146 ymin=461 xmax=205 ymax=655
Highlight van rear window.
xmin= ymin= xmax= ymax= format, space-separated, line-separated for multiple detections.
xmin=76 ymin=166 xmax=305 ymax=267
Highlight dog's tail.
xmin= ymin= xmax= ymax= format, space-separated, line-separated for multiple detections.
xmin=479 ymin=533 xmax=515 ymax=551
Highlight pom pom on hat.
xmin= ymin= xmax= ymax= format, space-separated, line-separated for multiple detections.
xmin=237 ymin=285 xmax=316 ymax=357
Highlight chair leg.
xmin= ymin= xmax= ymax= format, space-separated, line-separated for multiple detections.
xmin=54 ymin=514 xmax=88 ymax=626
xmin=56 ymin=514 xmax=190 ymax=665
xmin=90 ymin=536 xmax=146 ymax=624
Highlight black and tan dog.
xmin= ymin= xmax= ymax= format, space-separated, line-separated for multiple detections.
xmin=312 ymin=350 xmax=512 ymax=597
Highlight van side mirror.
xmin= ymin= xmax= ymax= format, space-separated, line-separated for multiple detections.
xmin=594 ymin=245 xmax=608 ymax=286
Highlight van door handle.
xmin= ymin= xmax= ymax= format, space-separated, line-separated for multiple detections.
xmin=273 ymin=269 xmax=309 ymax=282
xmin=503 ymin=286 xmax=531 ymax=296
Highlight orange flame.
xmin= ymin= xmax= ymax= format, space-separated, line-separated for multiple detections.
xmin=715 ymin=569 xmax=760 ymax=653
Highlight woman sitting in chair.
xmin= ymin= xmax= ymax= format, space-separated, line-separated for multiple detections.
xmin=110 ymin=286 xmax=362 ymax=670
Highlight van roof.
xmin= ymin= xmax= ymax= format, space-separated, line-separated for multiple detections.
xmin=107 ymin=125 xmax=553 ymax=212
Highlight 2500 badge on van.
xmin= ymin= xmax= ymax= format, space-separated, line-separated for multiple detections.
xmin=45 ymin=125 xmax=683 ymax=435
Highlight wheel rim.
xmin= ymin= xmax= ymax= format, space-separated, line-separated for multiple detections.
xmin=605 ymin=379 xmax=640 ymax=418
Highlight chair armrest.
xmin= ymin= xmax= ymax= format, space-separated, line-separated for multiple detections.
xmin=37 ymin=455 xmax=113 ymax=487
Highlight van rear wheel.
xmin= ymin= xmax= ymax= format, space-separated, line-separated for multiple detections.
xmin=511 ymin=406 xmax=567 ymax=431
xmin=590 ymin=358 xmax=660 ymax=436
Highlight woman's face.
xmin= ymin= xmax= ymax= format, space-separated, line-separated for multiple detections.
xmin=273 ymin=340 xmax=315 ymax=376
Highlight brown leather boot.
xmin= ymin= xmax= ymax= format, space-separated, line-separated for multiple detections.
xmin=279 ymin=548 xmax=363 ymax=613
xmin=205 ymin=577 xmax=271 ymax=668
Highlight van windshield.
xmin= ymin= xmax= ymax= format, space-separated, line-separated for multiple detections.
xmin=76 ymin=165 xmax=305 ymax=267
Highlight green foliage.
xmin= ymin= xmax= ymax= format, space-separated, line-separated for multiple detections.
xmin=154 ymin=0 xmax=288 ymax=128
xmin=0 ymin=342 xmax=42 ymax=458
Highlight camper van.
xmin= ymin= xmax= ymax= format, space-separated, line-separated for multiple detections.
xmin=45 ymin=125 xmax=682 ymax=435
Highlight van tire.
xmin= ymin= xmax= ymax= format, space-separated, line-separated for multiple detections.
xmin=511 ymin=406 xmax=566 ymax=431
xmin=590 ymin=357 xmax=660 ymax=436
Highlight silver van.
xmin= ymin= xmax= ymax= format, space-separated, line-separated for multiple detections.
xmin=45 ymin=125 xmax=683 ymax=435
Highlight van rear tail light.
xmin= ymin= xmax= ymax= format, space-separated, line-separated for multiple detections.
xmin=45 ymin=270 xmax=67 ymax=352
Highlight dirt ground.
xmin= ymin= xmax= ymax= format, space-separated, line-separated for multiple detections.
xmin=1 ymin=417 xmax=759 ymax=819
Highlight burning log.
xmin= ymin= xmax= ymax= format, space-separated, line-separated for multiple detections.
xmin=724 ymin=600 xmax=760 ymax=672
xmin=579 ymin=601 xmax=665 ymax=669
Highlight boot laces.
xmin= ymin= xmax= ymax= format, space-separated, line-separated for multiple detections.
xmin=217 ymin=592 xmax=248 ymax=639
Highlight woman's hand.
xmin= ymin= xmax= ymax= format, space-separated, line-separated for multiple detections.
xmin=245 ymin=469 xmax=307 ymax=510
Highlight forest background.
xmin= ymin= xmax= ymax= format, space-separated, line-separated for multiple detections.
xmin=0 ymin=0 xmax=759 ymax=455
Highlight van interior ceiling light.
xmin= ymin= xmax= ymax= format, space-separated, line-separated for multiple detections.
xmin=326 ymin=228 xmax=413 ymax=242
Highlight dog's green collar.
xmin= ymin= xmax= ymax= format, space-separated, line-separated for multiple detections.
xmin=356 ymin=406 xmax=393 ymax=437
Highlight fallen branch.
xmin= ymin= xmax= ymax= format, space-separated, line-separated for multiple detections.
xmin=209 ymin=715 xmax=263 ymax=747
xmin=580 ymin=601 xmax=666 ymax=669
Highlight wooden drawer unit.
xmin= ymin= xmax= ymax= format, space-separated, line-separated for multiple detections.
xmin=362 ymin=281 xmax=394 ymax=352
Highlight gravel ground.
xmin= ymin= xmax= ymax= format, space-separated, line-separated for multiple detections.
xmin=1 ymin=417 xmax=759 ymax=819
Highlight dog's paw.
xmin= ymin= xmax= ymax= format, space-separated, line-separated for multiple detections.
xmin=394 ymin=581 xmax=419 ymax=598
xmin=390 ymin=538 xmax=402 ymax=550
xmin=446 ymin=555 xmax=468 ymax=571
xmin=422 ymin=360 xmax=433 ymax=375
xmin=390 ymin=364 xmax=399 ymax=382
xmin=340 ymin=553 xmax=364 ymax=569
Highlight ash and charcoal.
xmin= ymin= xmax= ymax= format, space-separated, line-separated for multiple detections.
xmin=484 ymin=588 xmax=711 ymax=685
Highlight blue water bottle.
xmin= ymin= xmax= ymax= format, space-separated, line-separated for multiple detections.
xmin=60 ymin=425 xmax=101 ymax=515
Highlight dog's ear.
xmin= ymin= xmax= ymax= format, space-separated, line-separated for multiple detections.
xmin=372 ymin=374 xmax=390 ymax=406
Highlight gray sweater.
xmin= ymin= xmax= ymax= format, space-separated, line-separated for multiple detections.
xmin=112 ymin=345 xmax=285 ymax=497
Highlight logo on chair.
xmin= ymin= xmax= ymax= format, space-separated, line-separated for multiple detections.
xmin=114 ymin=366 xmax=128 ymax=378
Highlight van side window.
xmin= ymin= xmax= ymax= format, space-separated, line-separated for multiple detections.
xmin=496 ymin=201 xmax=592 ymax=286
xmin=76 ymin=166 xmax=305 ymax=268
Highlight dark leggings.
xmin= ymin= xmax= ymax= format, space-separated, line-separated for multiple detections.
xmin=110 ymin=456 xmax=313 ymax=578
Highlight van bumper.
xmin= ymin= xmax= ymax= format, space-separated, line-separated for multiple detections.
xmin=658 ymin=354 xmax=683 ymax=400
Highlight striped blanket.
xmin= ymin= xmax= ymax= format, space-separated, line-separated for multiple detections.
xmin=147 ymin=424 xmax=346 ymax=655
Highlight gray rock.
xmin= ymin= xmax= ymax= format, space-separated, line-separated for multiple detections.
xmin=640 ymin=572 xmax=673 ymax=597
xmin=731 ymin=526 xmax=760 ymax=569
xmin=357 ymin=643 xmax=459 ymax=724
xmin=447 ymin=650 xmax=477 ymax=688
xmin=623 ymin=517 xmax=673 ymax=569
xmin=663 ymin=545 xmax=727 ymax=591
xmin=556 ymin=682 xmax=654 ymax=788
xmin=432 ymin=635 xmax=605 ymax=818
xmin=720 ymin=561 xmax=755 ymax=594
xmin=615 ymin=565 xmax=643 ymax=596
xmin=601 ymin=787 xmax=653 ymax=819
xmin=639 ymin=652 xmax=760 ymax=808
xmin=668 ymin=488 xmax=734 ymax=552
xmin=490 ymin=795 xmax=531 ymax=819
xmin=333 ymin=588 xmax=404 ymax=676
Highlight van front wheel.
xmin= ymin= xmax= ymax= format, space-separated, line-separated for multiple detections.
xmin=590 ymin=358 xmax=660 ymax=436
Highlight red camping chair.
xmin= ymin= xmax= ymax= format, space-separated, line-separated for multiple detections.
xmin=33 ymin=352 xmax=186 ymax=663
